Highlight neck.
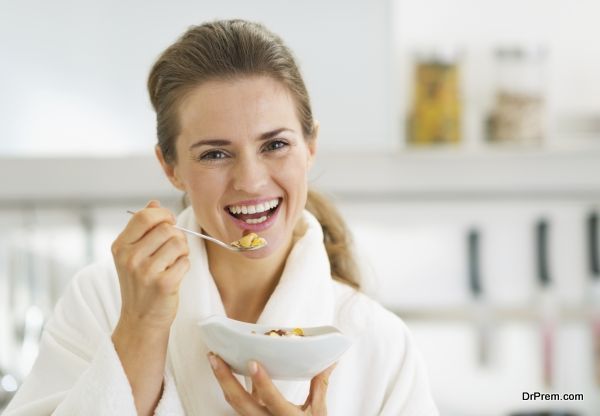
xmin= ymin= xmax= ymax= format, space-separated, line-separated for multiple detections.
xmin=205 ymin=219 xmax=307 ymax=323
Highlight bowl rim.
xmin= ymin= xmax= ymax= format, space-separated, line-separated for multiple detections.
xmin=197 ymin=314 xmax=348 ymax=342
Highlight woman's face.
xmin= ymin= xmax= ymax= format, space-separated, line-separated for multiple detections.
xmin=161 ymin=75 xmax=317 ymax=258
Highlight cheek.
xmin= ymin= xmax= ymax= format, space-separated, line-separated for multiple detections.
xmin=182 ymin=169 xmax=226 ymax=206
xmin=275 ymin=157 xmax=309 ymax=205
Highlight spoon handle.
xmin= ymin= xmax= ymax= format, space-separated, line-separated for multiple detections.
xmin=126 ymin=210 xmax=235 ymax=250
xmin=172 ymin=225 xmax=231 ymax=249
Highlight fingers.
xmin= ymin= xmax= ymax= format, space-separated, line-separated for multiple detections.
xmin=306 ymin=363 xmax=336 ymax=414
xmin=249 ymin=361 xmax=300 ymax=415
xmin=118 ymin=200 xmax=176 ymax=245
xmin=208 ymin=353 xmax=267 ymax=416
xmin=211 ymin=356 xmax=326 ymax=416
xmin=110 ymin=200 xmax=188 ymax=331
xmin=156 ymin=255 xmax=190 ymax=295
xmin=132 ymin=221 xmax=184 ymax=259
xmin=112 ymin=200 xmax=187 ymax=276
xmin=251 ymin=382 xmax=265 ymax=406
xmin=147 ymin=228 xmax=189 ymax=272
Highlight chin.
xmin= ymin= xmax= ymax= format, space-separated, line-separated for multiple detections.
xmin=239 ymin=246 xmax=274 ymax=259
xmin=238 ymin=231 xmax=286 ymax=259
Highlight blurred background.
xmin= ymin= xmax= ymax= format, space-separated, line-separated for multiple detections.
xmin=1 ymin=0 xmax=600 ymax=414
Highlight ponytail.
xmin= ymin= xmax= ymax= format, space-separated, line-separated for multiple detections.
xmin=305 ymin=189 xmax=361 ymax=290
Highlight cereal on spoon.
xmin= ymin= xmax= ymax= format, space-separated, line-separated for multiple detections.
xmin=230 ymin=232 xmax=267 ymax=249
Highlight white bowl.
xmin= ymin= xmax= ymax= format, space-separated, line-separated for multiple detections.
xmin=198 ymin=315 xmax=353 ymax=380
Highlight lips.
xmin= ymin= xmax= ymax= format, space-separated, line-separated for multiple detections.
xmin=224 ymin=198 xmax=282 ymax=232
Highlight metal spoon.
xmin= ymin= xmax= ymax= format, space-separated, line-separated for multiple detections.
xmin=126 ymin=210 xmax=266 ymax=252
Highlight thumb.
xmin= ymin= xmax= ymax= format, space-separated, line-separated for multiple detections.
xmin=146 ymin=199 xmax=161 ymax=208
xmin=307 ymin=363 xmax=336 ymax=413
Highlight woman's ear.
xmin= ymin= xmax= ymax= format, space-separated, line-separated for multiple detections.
xmin=155 ymin=145 xmax=186 ymax=192
xmin=307 ymin=121 xmax=319 ymax=169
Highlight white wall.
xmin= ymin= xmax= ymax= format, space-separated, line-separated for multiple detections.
xmin=0 ymin=0 xmax=394 ymax=156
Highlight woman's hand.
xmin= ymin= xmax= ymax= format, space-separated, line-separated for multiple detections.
xmin=111 ymin=199 xmax=190 ymax=331
xmin=111 ymin=200 xmax=190 ymax=416
xmin=208 ymin=353 xmax=336 ymax=415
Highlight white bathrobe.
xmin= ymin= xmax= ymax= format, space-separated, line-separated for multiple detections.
xmin=4 ymin=207 xmax=439 ymax=416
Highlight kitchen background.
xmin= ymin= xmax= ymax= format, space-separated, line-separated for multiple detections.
xmin=1 ymin=0 xmax=600 ymax=415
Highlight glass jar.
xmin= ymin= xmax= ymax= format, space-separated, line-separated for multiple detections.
xmin=407 ymin=48 xmax=462 ymax=146
xmin=487 ymin=46 xmax=547 ymax=145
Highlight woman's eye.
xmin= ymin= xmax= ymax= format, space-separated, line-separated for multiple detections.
xmin=264 ymin=140 xmax=288 ymax=152
xmin=199 ymin=150 xmax=228 ymax=161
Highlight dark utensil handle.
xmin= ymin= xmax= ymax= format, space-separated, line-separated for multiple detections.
xmin=588 ymin=211 xmax=600 ymax=278
xmin=468 ymin=229 xmax=482 ymax=296
xmin=536 ymin=219 xmax=550 ymax=287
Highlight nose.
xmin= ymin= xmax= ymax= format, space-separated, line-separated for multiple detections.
xmin=231 ymin=153 xmax=269 ymax=194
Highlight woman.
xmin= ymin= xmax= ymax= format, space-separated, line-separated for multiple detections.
xmin=4 ymin=20 xmax=438 ymax=415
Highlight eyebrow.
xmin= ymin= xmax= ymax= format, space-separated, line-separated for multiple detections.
xmin=188 ymin=128 xmax=295 ymax=151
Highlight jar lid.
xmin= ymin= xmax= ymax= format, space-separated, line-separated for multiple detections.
xmin=413 ymin=45 xmax=464 ymax=64
xmin=494 ymin=45 xmax=547 ymax=60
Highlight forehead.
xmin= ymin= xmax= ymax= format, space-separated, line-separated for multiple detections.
xmin=177 ymin=75 xmax=301 ymax=141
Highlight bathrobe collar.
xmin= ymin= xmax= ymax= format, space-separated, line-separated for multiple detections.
xmin=168 ymin=206 xmax=335 ymax=414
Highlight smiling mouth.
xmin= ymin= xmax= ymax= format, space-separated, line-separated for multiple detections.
xmin=225 ymin=198 xmax=282 ymax=225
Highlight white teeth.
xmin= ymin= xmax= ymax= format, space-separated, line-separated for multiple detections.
xmin=245 ymin=216 xmax=267 ymax=224
xmin=228 ymin=198 xmax=280 ymax=215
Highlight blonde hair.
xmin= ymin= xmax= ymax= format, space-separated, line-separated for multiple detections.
xmin=147 ymin=19 xmax=360 ymax=290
